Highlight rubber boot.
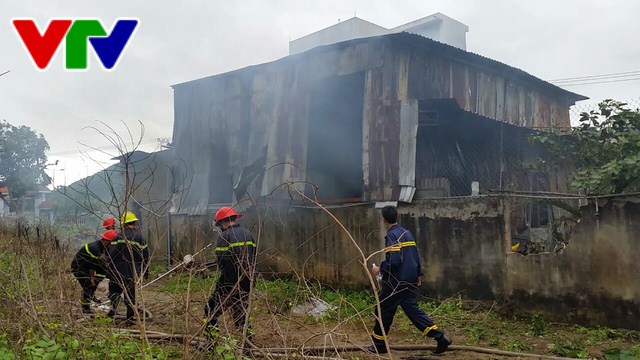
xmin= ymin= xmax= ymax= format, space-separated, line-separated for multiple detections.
xmin=434 ymin=334 xmax=452 ymax=354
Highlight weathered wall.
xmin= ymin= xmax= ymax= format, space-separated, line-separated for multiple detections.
xmin=169 ymin=196 xmax=640 ymax=330
xmin=170 ymin=198 xmax=506 ymax=297
xmin=398 ymin=199 xmax=506 ymax=300
xmin=172 ymin=34 xmax=581 ymax=208
xmin=505 ymin=199 xmax=640 ymax=329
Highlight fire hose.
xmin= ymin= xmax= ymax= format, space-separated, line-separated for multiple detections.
xmin=141 ymin=242 xmax=215 ymax=289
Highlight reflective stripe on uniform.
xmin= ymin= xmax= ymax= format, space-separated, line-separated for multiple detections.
xmin=385 ymin=241 xmax=417 ymax=252
xmin=423 ymin=325 xmax=438 ymax=335
xmin=111 ymin=240 xmax=148 ymax=249
xmin=95 ymin=274 xmax=106 ymax=278
xmin=79 ymin=299 xmax=91 ymax=305
xmin=371 ymin=332 xmax=385 ymax=340
xmin=215 ymin=241 xmax=256 ymax=252
xmin=84 ymin=244 xmax=99 ymax=258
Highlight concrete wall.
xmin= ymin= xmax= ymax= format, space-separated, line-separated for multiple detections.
xmin=505 ymin=199 xmax=640 ymax=329
xmin=398 ymin=199 xmax=505 ymax=300
xmin=289 ymin=17 xmax=388 ymax=55
xmin=170 ymin=197 xmax=640 ymax=329
xmin=290 ymin=13 xmax=469 ymax=55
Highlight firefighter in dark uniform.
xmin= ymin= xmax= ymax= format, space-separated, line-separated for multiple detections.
xmin=205 ymin=207 xmax=256 ymax=340
xmin=103 ymin=217 xmax=117 ymax=231
xmin=106 ymin=211 xmax=149 ymax=321
xmin=366 ymin=205 xmax=452 ymax=354
xmin=71 ymin=229 xmax=118 ymax=314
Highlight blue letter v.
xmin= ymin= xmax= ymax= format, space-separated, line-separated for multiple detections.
xmin=89 ymin=19 xmax=138 ymax=70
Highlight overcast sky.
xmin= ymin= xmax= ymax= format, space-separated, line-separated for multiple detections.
xmin=1 ymin=0 xmax=639 ymax=185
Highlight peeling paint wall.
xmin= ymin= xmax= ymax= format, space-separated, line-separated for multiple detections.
xmin=169 ymin=196 xmax=640 ymax=329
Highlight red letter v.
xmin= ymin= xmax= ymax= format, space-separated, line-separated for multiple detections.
xmin=13 ymin=19 xmax=72 ymax=70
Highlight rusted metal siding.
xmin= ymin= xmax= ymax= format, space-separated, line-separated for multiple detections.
xmin=362 ymin=45 xmax=404 ymax=201
xmin=261 ymin=62 xmax=311 ymax=197
xmin=172 ymin=34 xmax=583 ymax=212
xmin=405 ymin=49 xmax=572 ymax=128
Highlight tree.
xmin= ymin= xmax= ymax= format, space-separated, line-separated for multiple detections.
xmin=0 ymin=121 xmax=50 ymax=212
xmin=531 ymin=100 xmax=640 ymax=195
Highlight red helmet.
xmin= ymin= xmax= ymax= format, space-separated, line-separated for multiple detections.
xmin=102 ymin=217 xmax=117 ymax=228
xmin=99 ymin=229 xmax=119 ymax=242
xmin=214 ymin=206 xmax=242 ymax=224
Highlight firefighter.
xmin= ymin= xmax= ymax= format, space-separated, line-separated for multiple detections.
xmin=365 ymin=205 xmax=452 ymax=355
xmin=103 ymin=217 xmax=117 ymax=230
xmin=90 ymin=217 xmax=118 ymax=301
xmin=204 ymin=207 xmax=256 ymax=341
xmin=106 ymin=211 xmax=149 ymax=322
xmin=71 ymin=229 xmax=118 ymax=314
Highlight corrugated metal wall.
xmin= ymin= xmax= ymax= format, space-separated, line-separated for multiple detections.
xmin=172 ymin=36 xmax=577 ymax=211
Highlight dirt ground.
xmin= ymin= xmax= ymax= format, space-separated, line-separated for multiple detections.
xmin=90 ymin=278 xmax=640 ymax=360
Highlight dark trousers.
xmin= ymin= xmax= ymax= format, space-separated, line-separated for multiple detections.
xmin=73 ymin=271 xmax=98 ymax=310
xmin=371 ymin=283 xmax=443 ymax=346
xmin=109 ymin=278 xmax=136 ymax=319
xmin=204 ymin=280 xmax=251 ymax=338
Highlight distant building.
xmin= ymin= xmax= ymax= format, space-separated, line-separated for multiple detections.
xmin=0 ymin=185 xmax=56 ymax=222
xmin=289 ymin=13 xmax=469 ymax=54
xmin=0 ymin=187 xmax=10 ymax=217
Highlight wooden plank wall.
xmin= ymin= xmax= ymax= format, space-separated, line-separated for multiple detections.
xmin=407 ymin=50 xmax=571 ymax=128
xmin=172 ymin=38 xmax=575 ymax=210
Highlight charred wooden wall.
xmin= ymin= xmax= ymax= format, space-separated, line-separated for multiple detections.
xmin=171 ymin=34 xmax=581 ymax=210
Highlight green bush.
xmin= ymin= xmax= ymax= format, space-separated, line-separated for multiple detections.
xmin=531 ymin=313 xmax=547 ymax=336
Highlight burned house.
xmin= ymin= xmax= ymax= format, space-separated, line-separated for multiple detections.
xmin=170 ymin=32 xmax=585 ymax=213
xmin=167 ymin=31 xmax=603 ymax=323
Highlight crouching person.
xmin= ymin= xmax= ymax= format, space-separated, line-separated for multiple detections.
xmin=71 ymin=229 xmax=118 ymax=314
xmin=107 ymin=211 xmax=149 ymax=322
xmin=204 ymin=207 xmax=256 ymax=343
xmin=366 ymin=205 xmax=452 ymax=355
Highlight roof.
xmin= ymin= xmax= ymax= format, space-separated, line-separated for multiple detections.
xmin=111 ymin=149 xmax=171 ymax=164
xmin=172 ymin=32 xmax=587 ymax=103
xmin=38 ymin=201 xmax=58 ymax=209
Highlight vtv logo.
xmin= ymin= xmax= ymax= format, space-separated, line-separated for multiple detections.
xmin=12 ymin=19 xmax=139 ymax=71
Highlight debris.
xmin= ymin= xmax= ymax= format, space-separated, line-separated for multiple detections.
xmin=290 ymin=297 xmax=337 ymax=318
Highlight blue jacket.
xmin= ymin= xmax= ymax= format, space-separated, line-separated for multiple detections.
xmin=380 ymin=224 xmax=423 ymax=286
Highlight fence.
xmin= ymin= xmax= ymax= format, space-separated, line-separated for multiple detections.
xmin=569 ymin=97 xmax=640 ymax=125
xmin=415 ymin=114 xmax=561 ymax=198
xmin=415 ymin=98 xmax=640 ymax=199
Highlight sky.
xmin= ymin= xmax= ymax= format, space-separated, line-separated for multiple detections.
xmin=1 ymin=0 xmax=639 ymax=186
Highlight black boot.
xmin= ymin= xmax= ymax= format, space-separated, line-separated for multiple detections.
xmin=106 ymin=308 xmax=117 ymax=318
xmin=82 ymin=305 xmax=93 ymax=314
xmin=363 ymin=345 xmax=387 ymax=354
xmin=433 ymin=334 xmax=452 ymax=354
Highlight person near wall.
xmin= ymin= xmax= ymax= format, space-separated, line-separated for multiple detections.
xmin=366 ymin=205 xmax=452 ymax=355
xmin=71 ymin=229 xmax=118 ymax=314
xmin=106 ymin=211 xmax=149 ymax=322
xmin=204 ymin=207 xmax=256 ymax=343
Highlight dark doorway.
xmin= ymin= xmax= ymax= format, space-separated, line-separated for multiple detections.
xmin=306 ymin=72 xmax=365 ymax=201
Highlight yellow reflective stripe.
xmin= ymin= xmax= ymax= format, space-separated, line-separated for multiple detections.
xmin=95 ymin=274 xmax=106 ymax=278
xmin=371 ymin=332 xmax=385 ymax=340
xmin=84 ymin=244 xmax=99 ymax=258
xmin=216 ymin=241 xmax=256 ymax=252
xmin=423 ymin=325 xmax=438 ymax=335
xmin=79 ymin=299 xmax=91 ymax=305
xmin=385 ymin=241 xmax=416 ymax=252
xmin=111 ymin=240 xmax=148 ymax=249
